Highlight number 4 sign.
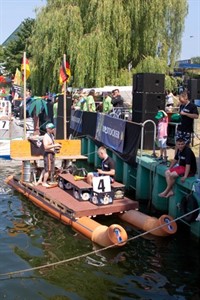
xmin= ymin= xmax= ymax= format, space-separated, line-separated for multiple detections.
xmin=93 ymin=176 xmax=111 ymax=193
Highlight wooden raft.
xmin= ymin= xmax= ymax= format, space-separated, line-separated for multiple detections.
xmin=11 ymin=176 xmax=138 ymax=218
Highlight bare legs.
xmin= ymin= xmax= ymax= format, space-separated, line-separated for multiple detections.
xmin=35 ymin=169 xmax=45 ymax=185
xmin=35 ymin=169 xmax=50 ymax=187
xmin=86 ymin=172 xmax=93 ymax=185
xmin=42 ymin=171 xmax=51 ymax=187
xmin=158 ymin=170 xmax=178 ymax=198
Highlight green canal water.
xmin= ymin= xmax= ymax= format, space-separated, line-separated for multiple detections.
xmin=0 ymin=160 xmax=199 ymax=300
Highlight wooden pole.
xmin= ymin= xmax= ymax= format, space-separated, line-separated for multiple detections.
xmin=63 ymin=54 xmax=67 ymax=140
xmin=23 ymin=52 xmax=27 ymax=140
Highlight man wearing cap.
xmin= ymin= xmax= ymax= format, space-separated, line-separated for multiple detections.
xmin=36 ymin=123 xmax=61 ymax=187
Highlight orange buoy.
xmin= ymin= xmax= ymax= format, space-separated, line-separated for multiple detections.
xmin=118 ymin=210 xmax=177 ymax=236
xmin=92 ymin=224 xmax=127 ymax=247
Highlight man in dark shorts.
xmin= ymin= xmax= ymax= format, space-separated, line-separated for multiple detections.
xmin=86 ymin=146 xmax=115 ymax=185
xmin=158 ymin=138 xmax=197 ymax=198
xmin=176 ymin=91 xmax=199 ymax=145
xmin=36 ymin=123 xmax=61 ymax=187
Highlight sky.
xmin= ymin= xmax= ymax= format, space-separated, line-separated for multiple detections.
xmin=0 ymin=0 xmax=199 ymax=61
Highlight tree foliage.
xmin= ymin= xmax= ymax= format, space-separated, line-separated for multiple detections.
xmin=28 ymin=0 xmax=188 ymax=93
xmin=191 ymin=57 xmax=200 ymax=64
xmin=3 ymin=18 xmax=35 ymax=76
xmin=0 ymin=1 xmax=188 ymax=93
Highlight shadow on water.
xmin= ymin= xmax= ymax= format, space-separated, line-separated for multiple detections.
xmin=0 ymin=160 xmax=200 ymax=299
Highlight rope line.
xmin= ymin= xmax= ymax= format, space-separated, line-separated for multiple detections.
xmin=0 ymin=206 xmax=199 ymax=279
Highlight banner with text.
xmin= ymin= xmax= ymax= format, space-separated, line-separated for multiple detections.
xmin=95 ymin=114 xmax=125 ymax=153
xmin=70 ymin=109 xmax=83 ymax=133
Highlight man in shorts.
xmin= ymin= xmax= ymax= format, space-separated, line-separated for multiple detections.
xmin=86 ymin=146 xmax=115 ymax=185
xmin=158 ymin=138 xmax=197 ymax=198
xmin=176 ymin=91 xmax=199 ymax=145
xmin=36 ymin=123 xmax=61 ymax=187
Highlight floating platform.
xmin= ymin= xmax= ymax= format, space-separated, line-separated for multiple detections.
xmin=6 ymin=174 xmax=138 ymax=248
xmin=13 ymin=175 xmax=138 ymax=218
xmin=6 ymin=139 xmax=178 ymax=247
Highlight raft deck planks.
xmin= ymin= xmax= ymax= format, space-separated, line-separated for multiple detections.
xmin=31 ymin=185 xmax=138 ymax=218
xmin=13 ymin=177 xmax=138 ymax=218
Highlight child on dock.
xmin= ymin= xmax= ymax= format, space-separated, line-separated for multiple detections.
xmin=155 ymin=110 xmax=168 ymax=163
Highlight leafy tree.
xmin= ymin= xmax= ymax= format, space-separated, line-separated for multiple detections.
xmin=29 ymin=0 xmax=188 ymax=93
xmin=191 ymin=57 xmax=200 ymax=64
xmin=0 ymin=45 xmax=4 ymax=61
xmin=3 ymin=18 xmax=35 ymax=75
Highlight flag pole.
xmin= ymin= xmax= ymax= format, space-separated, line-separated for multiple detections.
xmin=23 ymin=51 xmax=27 ymax=140
xmin=63 ymin=54 xmax=67 ymax=140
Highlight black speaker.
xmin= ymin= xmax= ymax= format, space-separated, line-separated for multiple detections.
xmin=56 ymin=94 xmax=72 ymax=139
xmin=133 ymin=73 xmax=165 ymax=93
xmin=132 ymin=92 xmax=165 ymax=123
xmin=187 ymin=79 xmax=197 ymax=100
xmin=132 ymin=92 xmax=165 ymax=150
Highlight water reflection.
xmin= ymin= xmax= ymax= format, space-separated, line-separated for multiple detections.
xmin=0 ymin=160 xmax=200 ymax=299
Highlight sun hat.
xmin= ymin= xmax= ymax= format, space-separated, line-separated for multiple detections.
xmin=46 ymin=123 xmax=55 ymax=129
xmin=171 ymin=113 xmax=181 ymax=123
xmin=155 ymin=111 xmax=164 ymax=120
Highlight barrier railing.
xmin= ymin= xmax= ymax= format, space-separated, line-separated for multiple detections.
xmin=140 ymin=119 xmax=157 ymax=157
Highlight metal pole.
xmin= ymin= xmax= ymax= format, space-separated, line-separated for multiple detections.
xmin=23 ymin=52 xmax=27 ymax=139
xmin=63 ymin=54 xmax=67 ymax=140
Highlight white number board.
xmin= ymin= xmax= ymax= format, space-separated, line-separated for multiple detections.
xmin=0 ymin=120 xmax=9 ymax=130
xmin=93 ymin=176 xmax=111 ymax=193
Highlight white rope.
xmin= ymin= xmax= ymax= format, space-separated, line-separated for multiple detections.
xmin=0 ymin=206 xmax=199 ymax=279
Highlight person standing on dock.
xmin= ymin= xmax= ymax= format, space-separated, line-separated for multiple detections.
xmin=86 ymin=146 xmax=115 ymax=185
xmin=155 ymin=110 xmax=168 ymax=163
xmin=176 ymin=91 xmax=199 ymax=145
xmin=158 ymin=138 xmax=197 ymax=198
xmin=36 ymin=123 xmax=61 ymax=187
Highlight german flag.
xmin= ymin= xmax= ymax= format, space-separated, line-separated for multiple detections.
xmin=59 ymin=60 xmax=71 ymax=85
xmin=21 ymin=58 xmax=30 ymax=80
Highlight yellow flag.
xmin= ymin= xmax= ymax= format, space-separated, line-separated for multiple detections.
xmin=21 ymin=58 xmax=30 ymax=79
xmin=13 ymin=68 xmax=22 ymax=86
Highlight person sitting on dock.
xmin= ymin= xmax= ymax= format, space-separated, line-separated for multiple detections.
xmin=158 ymin=138 xmax=197 ymax=198
xmin=86 ymin=146 xmax=115 ymax=185
xmin=36 ymin=123 xmax=61 ymax=187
